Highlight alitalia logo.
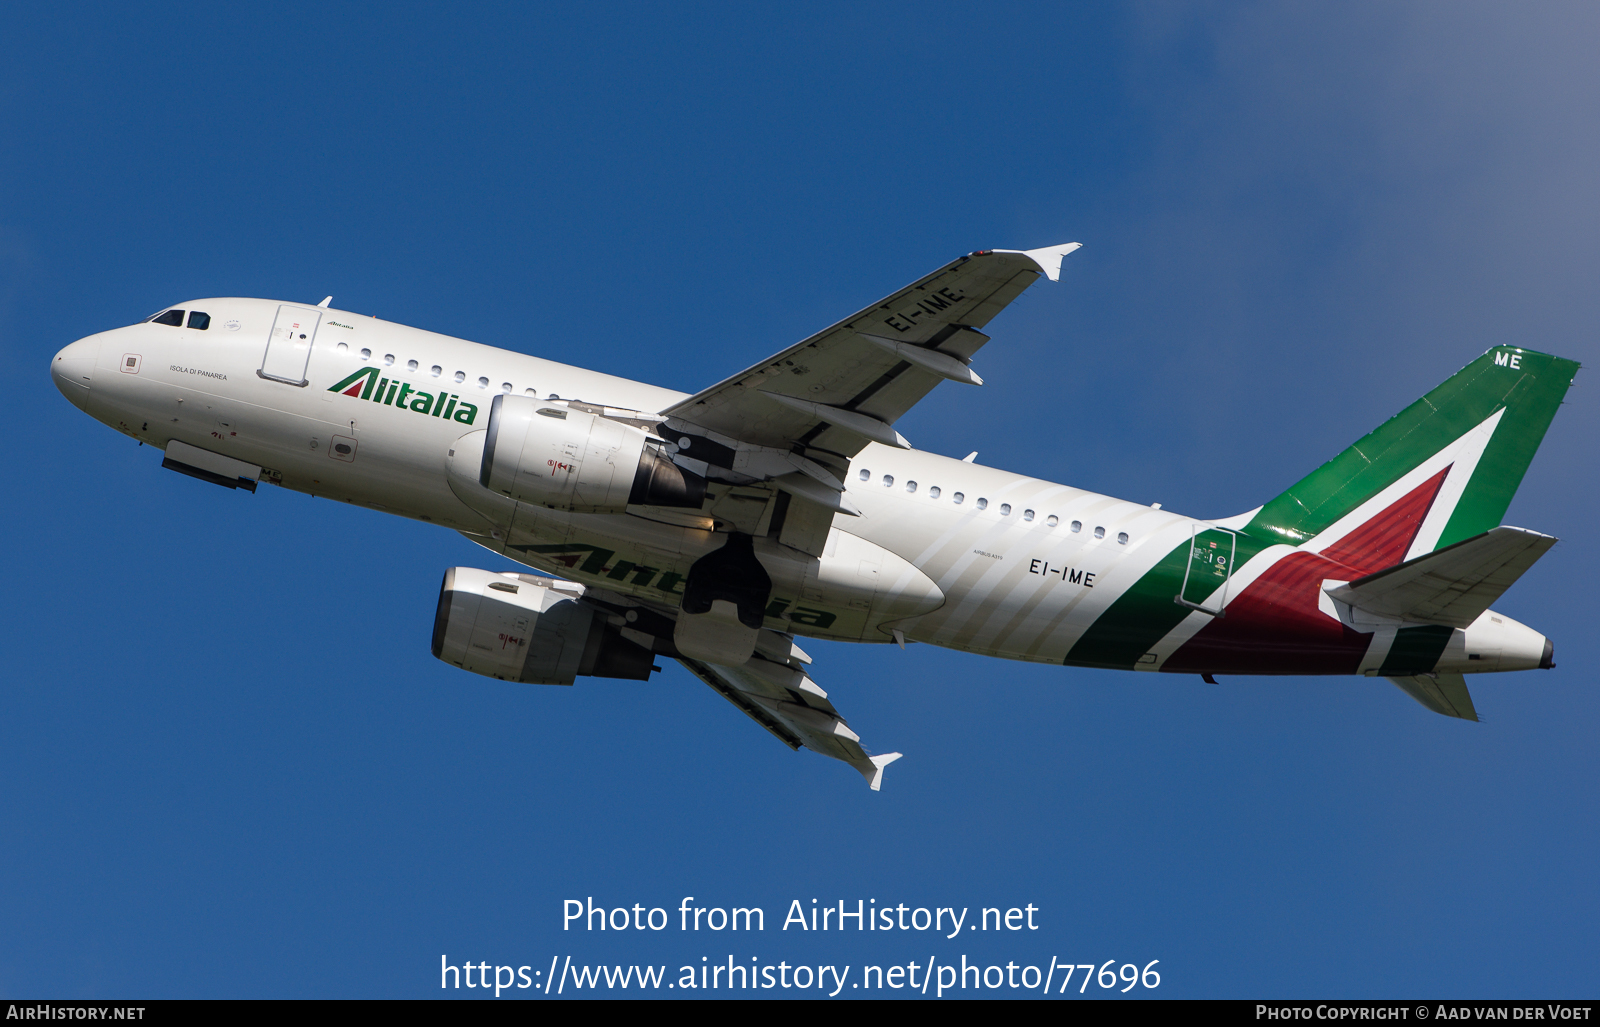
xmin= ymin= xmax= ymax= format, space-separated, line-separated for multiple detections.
xmin=327 ymin=367 xmax=479 ymax=424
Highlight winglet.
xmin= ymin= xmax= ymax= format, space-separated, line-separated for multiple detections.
xmin=860 ymin=752 xmax=903 ymax=791
xmin=1017 ymin=242 xmax=1082 ymax=282
xmin=317 ymin=296 xmax=333 ymax=308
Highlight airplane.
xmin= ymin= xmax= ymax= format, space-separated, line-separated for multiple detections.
xmin=50 ymin=243 xmax=1579 ymax=789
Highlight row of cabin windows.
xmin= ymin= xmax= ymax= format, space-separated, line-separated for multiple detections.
xmin=146 ymin=309 xmax=210 ymax=330
xmin=856 ymin=468 xmax=1131 ymax=545
xmin=150 ymin=317 xmax=564 ymax=399
xmin=335 ymin=343 xmax=560 ymax=399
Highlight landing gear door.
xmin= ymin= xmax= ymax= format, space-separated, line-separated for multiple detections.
xmin=258 ymin=304 xmax=322 ymax=387
xmin=1176 ymin=524 xmax=1236 ymax=617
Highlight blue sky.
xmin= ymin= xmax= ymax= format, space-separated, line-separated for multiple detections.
xmin=2 ymin=1 xmax=1596 ymax=998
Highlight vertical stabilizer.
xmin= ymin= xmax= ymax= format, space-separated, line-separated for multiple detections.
xmin=1065 ymin=346 xmax=1577 ymax=671
xmin=1245 ymin=347 xmax=1579 ymax=554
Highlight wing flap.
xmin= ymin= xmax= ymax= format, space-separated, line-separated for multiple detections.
xmin=1326 ymin=526 xmax=1557 ymax=628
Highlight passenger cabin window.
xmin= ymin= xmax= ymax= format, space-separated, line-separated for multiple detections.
xmin=1023 ymin=509 xmax=1034 ymax=522
xmin=383 ymin=354 xmax=395 ymax=366
xmin=431 ymin=365 xmax=442 ymax=377
xmin=999 ymin=503 xmax=1011 ymax=515
xmin=151 ymin=309 xmax=184 ymax=327
xmin=336 ymin=342 xmax=348 ymax=352
xmin=477 ymin=376 xmax=489 ymax=389
xmin=976 ymin=498 xmax=988 ymax=510
xmin=953 ymin=492 xmax=964 ymax=504
xmin=1117 ymin=532 xmax=1129 ymax=545
xmin=906 ymin=481 xmax=917 ymax=493
xmin=186 ymin=311 xmax=210 ymax=330
xmin=928 ymin=486 xmax=941 ymax=499
xmin=1046 ymin=515 xmax=1059 ymax=527
xmin=501 ymin=382 xmax=512 ymax=393
xmin=360 ymin=348 xmax=371 ymax=360
xmin=1094 ymin=526 xmax=1106 ymax=539
xmin=1070 ymin=520 xmax=1082 ymax=532
xmin=859 ymin=469 xmax=871 ymax=481
xmin=407 ymin=359 xmax=418 ymax=372
xmin=882 ymin=474 xmax=894 ymax=487
xmin=525 ymin=388 xmax=536 ymax=396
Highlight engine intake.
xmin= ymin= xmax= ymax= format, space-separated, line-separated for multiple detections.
xmin=431 ymin=567 xmax=656 ymax=684
xmin=479 ymin=394 xmax=704 ymax=513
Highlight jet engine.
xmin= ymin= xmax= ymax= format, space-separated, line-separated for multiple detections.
xmin=431 ymin=567 xmax=656 ymax=684
xmin=478 ymin=395 xmax=704 ymax=513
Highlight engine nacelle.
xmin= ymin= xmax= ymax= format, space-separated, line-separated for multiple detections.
xmin=479 ymin=394 xmax=703 ymax=513
xmin=431 ymin=567 xmax=656 ymax=685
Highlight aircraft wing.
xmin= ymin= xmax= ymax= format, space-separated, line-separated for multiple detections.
xmin=566 ymin=584 xmax=904 ymax=789
xmin=660 ymin=244 xmax=1080 ymax=459
xmin=676 ymin=643 xmax=902 ymax=790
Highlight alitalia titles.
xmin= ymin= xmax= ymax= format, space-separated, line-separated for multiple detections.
xmin=328 ymin=367 xmax=479 ymax=425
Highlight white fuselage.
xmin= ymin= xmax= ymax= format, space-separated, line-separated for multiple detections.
xmin=51 ymin=297 xmax=1549 ymax=676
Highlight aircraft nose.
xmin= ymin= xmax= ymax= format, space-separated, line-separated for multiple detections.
xmin=51 ymin=337 xmax=100 ymax=410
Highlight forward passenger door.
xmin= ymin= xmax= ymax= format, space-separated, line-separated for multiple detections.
xmin=258 ymin=304 xmax=322 ymax=387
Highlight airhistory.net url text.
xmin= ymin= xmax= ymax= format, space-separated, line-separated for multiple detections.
xmin=441 ymin=954 xmax=1161 ymax=997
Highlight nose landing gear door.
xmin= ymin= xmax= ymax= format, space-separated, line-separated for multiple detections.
xmin=1175 ymin=524 xmax=1237 ymax=617
xmin=258 ymin=304 xmax=322 ymax=387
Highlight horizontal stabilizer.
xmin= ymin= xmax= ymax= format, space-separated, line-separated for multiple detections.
xmin=1326 ymin=526 xmax=1557 ymax=628
xmin=1388 ymin=673 xmax=1480 ymax=721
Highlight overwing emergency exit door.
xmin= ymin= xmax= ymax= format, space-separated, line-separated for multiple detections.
xmin=258 ymin=304 xmax=322 ymax=386
xmin=1176 ymin=524 xmax=1237 ymax=617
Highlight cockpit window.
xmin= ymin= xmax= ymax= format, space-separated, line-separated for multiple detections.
xmin=151 ymin=309 xmax=185 ymax=326
xmin=186 ymin=311 xmax=210 ymax=330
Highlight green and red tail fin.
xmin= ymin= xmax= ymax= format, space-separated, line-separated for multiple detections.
xmin=1064 ymin=346 xmax=1577 ymax=671
xmin=1242 ymin=346 xmax=1580 ymax=556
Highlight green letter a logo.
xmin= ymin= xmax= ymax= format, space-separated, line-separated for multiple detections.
xmin=328 ymin=366 xmax=380 ymax=399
